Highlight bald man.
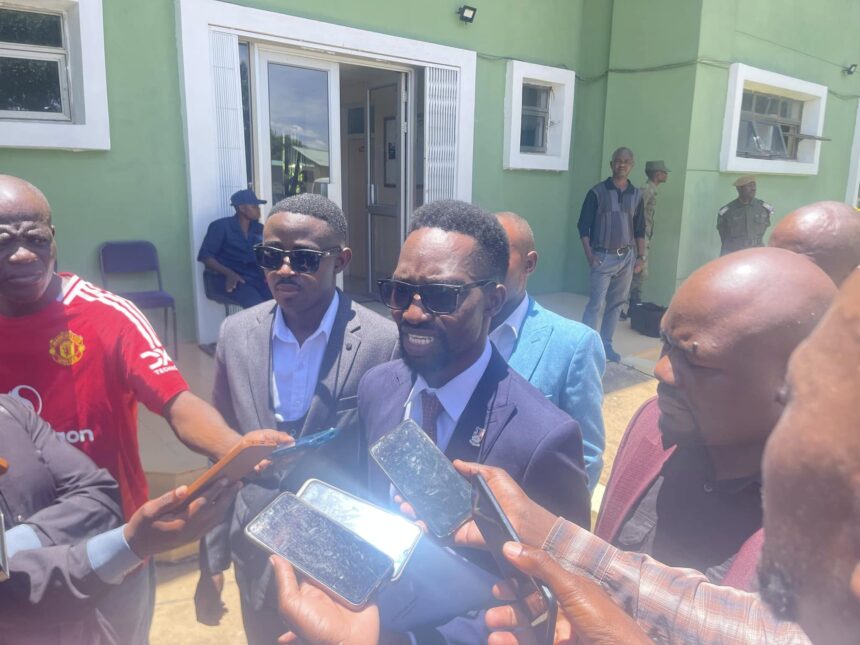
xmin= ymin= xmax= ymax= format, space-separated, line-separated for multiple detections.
xmin=769 ymin=200 xmax=860 ymax=286
xmin=491 ymin=212 xmax=606 ymax=490
xmin=0 ymin=175 xmax=284 ymax=643
xmin=594 ymin=247 xmax=835 ymax=587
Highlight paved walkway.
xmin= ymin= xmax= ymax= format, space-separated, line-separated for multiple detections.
xmin=143 ymin=292 xmax=660 ymax=644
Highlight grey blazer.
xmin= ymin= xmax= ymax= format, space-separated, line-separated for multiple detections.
xmin=201 ymin=292 xmax=399 ymax=617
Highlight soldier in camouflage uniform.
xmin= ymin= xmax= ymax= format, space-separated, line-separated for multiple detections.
xmin=627 ymin=160 xmax=669 ymax=311
xmin=717 ymin=175 xmax=773 ymax=256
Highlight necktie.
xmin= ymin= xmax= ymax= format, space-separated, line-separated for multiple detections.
xmin=420 ymin=390 xmax=443 ymax=445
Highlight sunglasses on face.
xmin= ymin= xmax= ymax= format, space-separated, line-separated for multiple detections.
xmin=254 ymin=244 xmax=341 ymax=274
xmin=377 ymin=278 xmax=496 ymax=315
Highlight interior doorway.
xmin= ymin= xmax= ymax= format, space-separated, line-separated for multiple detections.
xmin=339 ymin=65 xmax=409 ymax=300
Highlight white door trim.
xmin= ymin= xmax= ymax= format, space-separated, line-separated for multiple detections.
xmin=845 ymin=99 xmax=860 ymax=206
xmin=175 ymin=0 xmax=476 ymax=342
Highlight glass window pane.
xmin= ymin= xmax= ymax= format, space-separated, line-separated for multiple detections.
xmin=741 ymin=91 xmax=753 ymax=111
xmin=520 ymin=113 xmax=546 ymax=151
xmin=0 ymin=9 xmax=62 ymax=48
xmin=0 ymin=56 xmax=63 ymax=113
xmin=754 ymin=94 xmax=769 ymax=115
xmin=522 ymin=84 xmax=548 ymax=109
xmin=267 ymin=63 xmax=330 ymax=202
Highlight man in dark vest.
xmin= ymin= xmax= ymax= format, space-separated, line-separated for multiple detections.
xmin=578 ymin=147 xmax=646 ymax=362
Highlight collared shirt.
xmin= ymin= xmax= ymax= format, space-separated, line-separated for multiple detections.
xmin=615 ymin=443 xmax=763 ymax=583
xmin=197 ymin=215 xmax=265 ymax=283
xmin=577 ymin=177 xmax=647 ymax=246
xmin=488 ymin=294 xmax=530 ymax=361
xmin=543 ymin=517 xmax=810 ymax=644
xmin=271 ymin=292 xmax=340 ymax=423
xmin=402 ymin=340 xmax=493 ymax=452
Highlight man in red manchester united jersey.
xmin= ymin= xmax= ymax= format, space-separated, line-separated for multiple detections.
xmin=0 ymin=175 xmax=289 ymax=644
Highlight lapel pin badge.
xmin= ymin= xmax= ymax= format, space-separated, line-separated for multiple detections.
xmin=469 ymin=426 xmax=486 ymax=448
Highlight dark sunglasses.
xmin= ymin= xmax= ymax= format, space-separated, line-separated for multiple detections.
xmin=377 ymin=279 xmax=496 ymax=315
xmin=254 ymin=244 xmax=341 ymax=274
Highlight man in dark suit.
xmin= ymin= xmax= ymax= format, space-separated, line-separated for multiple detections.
xmin=194 ymin=194 xmax=399 ymax=644
xmin=360 ymin=199 xmax=590 ymax=643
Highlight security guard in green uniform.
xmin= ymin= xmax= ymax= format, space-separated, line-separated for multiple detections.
xmin=717 ymin=175 xmax=773 ymax=256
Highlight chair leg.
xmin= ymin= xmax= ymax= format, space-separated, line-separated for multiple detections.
xmin=172 ymin=306 xmax=179 ymax=362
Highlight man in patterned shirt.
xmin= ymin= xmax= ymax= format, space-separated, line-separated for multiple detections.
xmin=454 ymin=263 xmax=860 ymax=645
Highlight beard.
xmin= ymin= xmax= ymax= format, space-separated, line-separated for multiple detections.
xmin=399 ymin=329 xmax=453 ymax=378
xmin=758 ymin=551 xmax=799 ymax=622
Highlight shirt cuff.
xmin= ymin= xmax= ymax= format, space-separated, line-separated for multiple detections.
xmin=6 ymin=524 xmax=43 ymax=558
xmin=86 ymin=525 xmax=143 ymax=584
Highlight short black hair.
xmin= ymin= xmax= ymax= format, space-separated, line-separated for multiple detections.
xmin=409 ymin=199 xmax=509 ymax=282
xmin=270 ymin=193 xmax=348 ymax=242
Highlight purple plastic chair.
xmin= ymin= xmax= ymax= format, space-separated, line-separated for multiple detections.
xmin=98 ymin=241 xmax=178 ymax=360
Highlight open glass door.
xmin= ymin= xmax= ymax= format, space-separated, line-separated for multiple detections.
xmin=365 ymin=73 xmax=407 ymax=291
xmin=256 ymin=49 xmax=341 ymax=209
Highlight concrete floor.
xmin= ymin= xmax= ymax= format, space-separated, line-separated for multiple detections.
xmin=143 ymin=292 xmax=660 ymax=644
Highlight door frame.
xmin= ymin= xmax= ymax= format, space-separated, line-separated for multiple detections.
xmin=176 ymin=0 xmax=477 ymax=342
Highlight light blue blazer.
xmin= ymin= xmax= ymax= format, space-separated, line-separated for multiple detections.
xmin=508 ymin=298 xmax=606 ymax=490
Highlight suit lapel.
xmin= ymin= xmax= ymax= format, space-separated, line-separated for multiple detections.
xmin=249 ymin=304 xmax=279 ymax=430
xmin=445 ymin=350 xmax=516 ymax=463
xmin=509 ymin=299 xmax=552 ymax=381
xmin=301 ymin=293 xmax=360 ymax=437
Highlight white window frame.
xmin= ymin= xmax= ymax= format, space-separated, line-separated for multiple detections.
xmin=720 ymin=63 xmax=827 ymax=176
xmin=0 ymin=6 xmax=71 ymax=120
xmin=0 ymin=0 xmax=109 ymax=150
xmin=504 ymin=60 xmax=575 ymax=172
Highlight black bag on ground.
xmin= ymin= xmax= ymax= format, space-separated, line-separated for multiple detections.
xmin=630 ymin=302 xmax=666 ymax=338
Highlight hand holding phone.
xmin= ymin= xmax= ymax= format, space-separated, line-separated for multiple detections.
xmin=471 ymin=473 xmax=557 ymax=643
xmin=180 ymin=435 xmax=280 ymax=507
xmin=245 ymin=492 xmax=393 ymax=608
xmin=369 ymin=419 xmax=472 ymax=538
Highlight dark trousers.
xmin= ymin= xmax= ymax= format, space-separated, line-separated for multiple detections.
xmin=209 ymin=274 xmax=271 ymax=308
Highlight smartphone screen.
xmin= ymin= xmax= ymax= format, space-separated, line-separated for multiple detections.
xmin=369 ymin=419 xmax=472 ymax=538
xmin=269 ymin=427 xmax=340 ymax=462
xmin=471 ymin=474 xmax=556 ymax=636
xmin=297 ymin=479 xmax=422 ymax=581
xmin=245 ymin=492 xmax=393 ymax=608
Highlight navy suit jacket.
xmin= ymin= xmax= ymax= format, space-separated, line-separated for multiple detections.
xmin=359 ymin=348 xmax=591 ymax=532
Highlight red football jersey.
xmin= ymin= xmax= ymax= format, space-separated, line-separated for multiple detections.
xmin=0 ymin=274 xmax=189 ymax=518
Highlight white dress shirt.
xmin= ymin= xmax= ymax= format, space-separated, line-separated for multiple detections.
xmin=488 ymin=293 xmax=530 ymax=361
xmin=402 ymin=340 xmax=493 ymax=452
xmin=271 ymin=292 xmax=340 ymax=423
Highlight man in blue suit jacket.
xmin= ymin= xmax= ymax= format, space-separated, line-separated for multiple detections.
xmin=491 ymin=212 xmax=606 ymax=490
xmin=359 ymin=200 xmax=591 ymax=644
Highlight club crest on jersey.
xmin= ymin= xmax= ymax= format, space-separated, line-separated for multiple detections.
xmin=49 ymin=330 xmax=86 ymax=366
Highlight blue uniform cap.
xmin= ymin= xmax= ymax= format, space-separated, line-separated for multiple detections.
xmin=230 ymin=189 xmax=267 ymax=206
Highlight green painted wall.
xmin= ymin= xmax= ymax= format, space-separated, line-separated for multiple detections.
xmin=4 ymin=0 xmax=855 ymax=336
xmin=0 ymin=0 xmax=595 ymax=340
xmin=678 ymin=0 xmax=860 ymax=289
xmin=0 ymin=0 xmax=190 ymax=339
xmin=581 ymin=0 xmax=703 ymax=307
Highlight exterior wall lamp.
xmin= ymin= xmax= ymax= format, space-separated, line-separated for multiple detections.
xmin=457 ymin=5 xmax=477 ymax=23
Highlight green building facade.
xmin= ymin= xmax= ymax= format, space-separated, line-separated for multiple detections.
xmin=2 ymin=0 xmax=858 ymax=341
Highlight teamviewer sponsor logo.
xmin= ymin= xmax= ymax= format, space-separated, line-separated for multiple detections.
xmin=140 ymin=348 xmax=178 ymax=375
